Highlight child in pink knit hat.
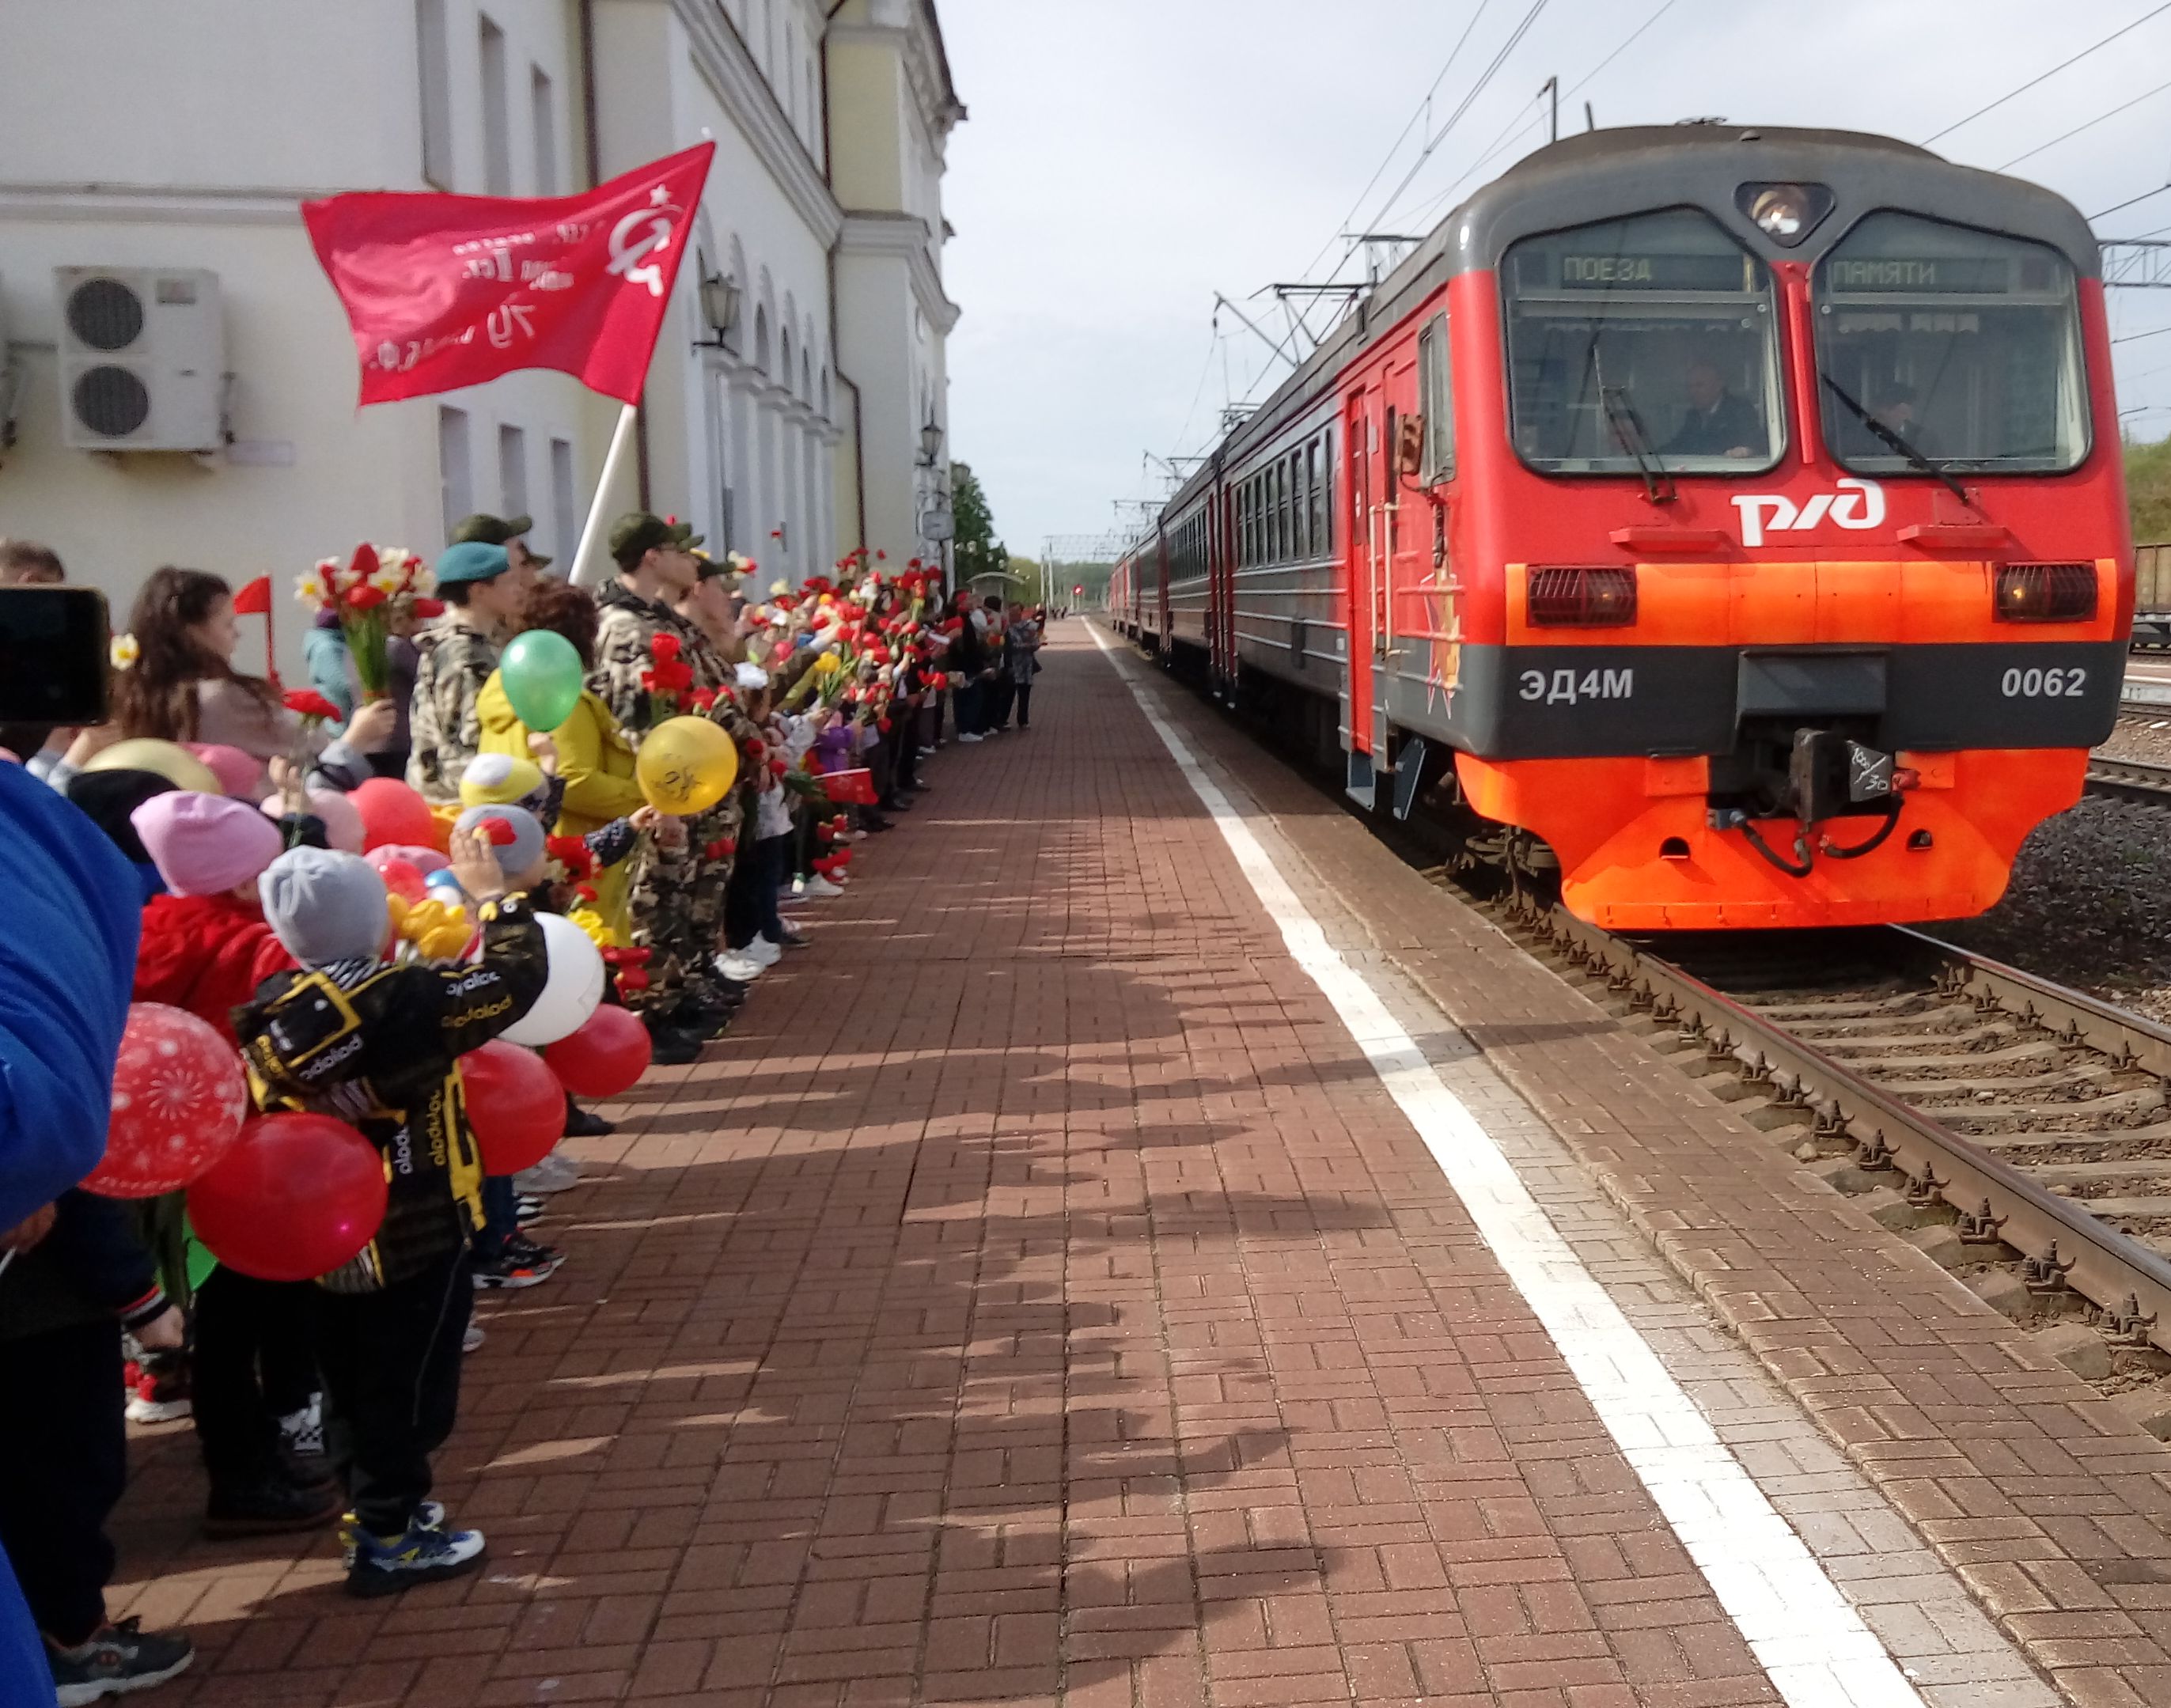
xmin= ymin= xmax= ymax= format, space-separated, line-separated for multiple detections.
xmin=127 ymin=790 xmax=339 ymax=1540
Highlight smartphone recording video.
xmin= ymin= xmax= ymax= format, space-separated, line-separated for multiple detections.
xmin=0 ymin=586 xmax=112 ymax=727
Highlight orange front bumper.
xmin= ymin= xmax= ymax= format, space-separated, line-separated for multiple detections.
xmin=1455 ymin=748 xmax=2087 ymax=931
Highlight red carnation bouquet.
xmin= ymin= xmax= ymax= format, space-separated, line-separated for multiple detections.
xmin=295 ymin=544 xmax=433 ymax=700
xmin=638 ymin=633 xmax=695 ymax=727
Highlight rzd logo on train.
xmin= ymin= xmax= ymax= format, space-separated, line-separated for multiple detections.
xmin=1730 ymin=477 xmax=1886 ymax=548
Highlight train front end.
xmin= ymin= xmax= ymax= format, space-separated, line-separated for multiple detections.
xmin=1436 ymin=128 xmax=2130 ymax=930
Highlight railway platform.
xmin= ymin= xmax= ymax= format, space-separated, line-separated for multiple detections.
xmin=100 ymin=624 xmax=2171 ymax=1708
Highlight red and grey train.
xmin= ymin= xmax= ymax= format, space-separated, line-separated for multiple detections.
xmin=1109 ymin=124 xmax=2131 ymax=931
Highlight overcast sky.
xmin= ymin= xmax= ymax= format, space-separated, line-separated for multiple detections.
xmin=933 ymin=0 xmax=2171 ymax=555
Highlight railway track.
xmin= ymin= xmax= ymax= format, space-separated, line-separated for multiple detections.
xmin=1476 ymin=899 xmax=2171 ymax=1387
xmin=1127 ymin=627 xmax=2171 ymax=1397
xmin=2087 ymin=752 xmax=2171 ymax=807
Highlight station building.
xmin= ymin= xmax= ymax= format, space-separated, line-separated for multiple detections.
xmin=0 ymin=0 xmax=962 ymax=676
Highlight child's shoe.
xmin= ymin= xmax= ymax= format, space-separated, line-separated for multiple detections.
xmin=125 ymin=1350 xmax=191 ymax=1424
xmin=45 ymin=1618 xmax=193 ymax=1704
xmin=342 ymin=1505 xmax=485 ymax=1597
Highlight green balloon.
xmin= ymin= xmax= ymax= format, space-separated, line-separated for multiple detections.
xmin=500 ymin=629 xmax=585 ymax=732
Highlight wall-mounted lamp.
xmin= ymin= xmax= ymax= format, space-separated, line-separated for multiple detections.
xmin=696 ymin=268 xmax=741 ymax=348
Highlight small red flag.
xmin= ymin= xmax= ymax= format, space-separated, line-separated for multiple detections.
xmin=302 ymin=142 xmax=715 ymax=407
xmin=229 ymin=575 xmax=272 ymax=615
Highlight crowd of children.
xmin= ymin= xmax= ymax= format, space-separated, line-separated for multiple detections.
xmin=0 ymin=523 xmax=1044 ymax=1703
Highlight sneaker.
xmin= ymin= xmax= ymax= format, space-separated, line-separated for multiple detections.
xmin=342 ymin=1509 xmax=487 ymax=1599
xmin=796 ymin=874 xmax=846 ymax=899
xmin=957 ymin=732 xmax=983 ymax=744
xmin=463 ymin=1320 xmax=487 ymax=1353
xmin=643 ymin=1018 xmax=703 ymax=1066
xmin=277 ymin=1394 xmax=325 ymax=1458
xmin=745 ymin=934 xmax=782 ymax=968
xmin=714 ymin=950 xmax=764 ymax=983
xmin=126 ymin=1351 xmax=191 ymax=1425
xmin=45 ymin=1618 xmax=193 ymax=1705
xmin=513 ymin=1195 xmax=547 ymax=1222
xmin=203 ymin=1473 xmax=342 ymax=1538
xmin=560 ymin=1104 xmax=616 ymax=1141
xmin=472 ymin=1240 xmax=563 ymax=1290
xmin=777 ymin=922 xmax=808 ymax=948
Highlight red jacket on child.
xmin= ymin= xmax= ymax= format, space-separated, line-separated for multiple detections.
xmin=132 ymin=892 xmax=295 ymax=1044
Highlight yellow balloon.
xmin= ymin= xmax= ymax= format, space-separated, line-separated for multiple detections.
xmin=636 ymin=715 xmax=739 ymax=814
xmin=82 ymin=738 xmax=222 ymax=794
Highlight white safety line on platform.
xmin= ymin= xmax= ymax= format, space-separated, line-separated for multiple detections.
xmin=1087 ymin=627 xmax=1928 ymax=1708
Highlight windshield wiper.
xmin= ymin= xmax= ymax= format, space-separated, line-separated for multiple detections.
xmin=1819 ymin=372 xmax=1970 ymax=504
xmin=1598 ymin=384 xmax=1676 ymax=503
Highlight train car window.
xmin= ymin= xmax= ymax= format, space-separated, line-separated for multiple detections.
xmin=1290 ymin=451 xmax=1309 ymax=560
xmin=1317 ymin=432 xmax=1333 ymax=556
xmin=1275 ymin=460 xmax=1291 ymax=562
xmin=1502 ymin=206 xmax=1782 ymax=475
xmin=1812 ymin=211 xmax=2087 ymax=475
xmin=1419 ymin=314 xmax=1457 ymax=483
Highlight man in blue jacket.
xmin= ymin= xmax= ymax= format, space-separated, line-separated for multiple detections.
xmin=0 ymin=759 xmax=191 ymax=1704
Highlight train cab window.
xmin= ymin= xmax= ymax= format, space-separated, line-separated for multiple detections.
xmin=1419 ymin=314 xmax=1456 ymax=483
xmin=1503 ymin=206 xmax=1783 ymax=475
xmin=1813 ymin=211 xmax=2087 ymax=475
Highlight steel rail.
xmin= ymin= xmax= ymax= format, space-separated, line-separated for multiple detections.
xmin=1521 ymin=904 xmax=2171 ymax=1358
xmin=2086 ymin=753 xmax=2171 ymax=805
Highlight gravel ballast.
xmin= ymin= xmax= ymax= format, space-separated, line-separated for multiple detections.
xmin=1932 ymin=723 xmax=2171 ymax=1019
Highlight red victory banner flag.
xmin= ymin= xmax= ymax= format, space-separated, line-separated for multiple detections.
xmin=302 ymin=142 xmax=714 ymax=407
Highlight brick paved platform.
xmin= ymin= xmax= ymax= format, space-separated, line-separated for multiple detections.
xmin=97 ymin=624 xmax=2165 ymax=1706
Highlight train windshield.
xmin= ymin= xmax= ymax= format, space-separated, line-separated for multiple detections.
xmin=1813 ymin=212 xmax=2087 ymax=475
xmin=1503 ymin=207 xmax=1783 ymax=476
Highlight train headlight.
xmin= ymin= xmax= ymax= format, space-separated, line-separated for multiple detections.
xmin=1736 ymin=182 xmax=1833 ymax=248
xmin=1527 ymin=566 xmax=1636 ymax=627
xmin=1993 ymin=562 xmax=2097 ymax=623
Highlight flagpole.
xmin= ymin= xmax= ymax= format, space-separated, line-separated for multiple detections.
xmin=570 ymin=402 xmax=639 ymax=588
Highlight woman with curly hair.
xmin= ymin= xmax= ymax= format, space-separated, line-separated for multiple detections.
xmin=111 ymin=567 xmax=393 ymax=797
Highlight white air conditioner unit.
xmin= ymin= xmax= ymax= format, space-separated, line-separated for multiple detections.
xmin=55 ymin=267 xmax=225 ymax=452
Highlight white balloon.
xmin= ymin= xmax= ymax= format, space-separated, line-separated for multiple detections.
xmin=501 ymin=912 xmax=606 ymax=1046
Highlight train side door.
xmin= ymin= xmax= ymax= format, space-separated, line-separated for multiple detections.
xmin=1343 ymin=388 xmax=1379 ymax=762
xmin=1217 ymin=482 xmax=1237 ymax=691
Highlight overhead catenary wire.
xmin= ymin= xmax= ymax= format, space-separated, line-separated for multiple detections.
xmin=1358 ymin=0 xmax=1554 ymax=245
xmin=1997 ymin=73 xmax=2171 ymax=171
xmin=1286 ymin=2 xmax=1499 ymax=290
xmin=1400 ymin=0 xmax=1680 ymax=230
xmin=2093 ymin=183 xmax=2171 ymax=222
xmin=1920 ymin=2 xmax=2171 ymax=144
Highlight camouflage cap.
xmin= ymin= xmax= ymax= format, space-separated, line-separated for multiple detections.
xmin=449 ymin=513 xmax=550 ymax=567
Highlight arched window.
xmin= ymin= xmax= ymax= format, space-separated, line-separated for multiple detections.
xmin=753 ymin=306 xmax=771 ymax=376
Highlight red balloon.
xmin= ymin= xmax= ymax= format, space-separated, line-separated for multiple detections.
xmin=85 ymin=1003 xmax=251 ymax=1198
xmin=460 ymin=1040 xmax=566 ymax=1175
xmin=187 ymin=1113 xmax=388 ymax=1282
xmin=350 ymin=777 xmax=438 ymax=852
xmin=544 ymin=1005 xmax=653 ymax=1100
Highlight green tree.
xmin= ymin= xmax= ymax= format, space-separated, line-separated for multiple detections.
xmin=2133 ymin=435 xmax=2171 ymax=543
xmin=949 ymin=461 xmax=1005 ymax=585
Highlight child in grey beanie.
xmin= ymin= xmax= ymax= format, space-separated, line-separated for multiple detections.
xmin=259 ymin=847 xmax=391 ymax=968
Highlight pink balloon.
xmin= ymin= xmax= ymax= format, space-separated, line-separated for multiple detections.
xmin=83 ymin=1003 xmax=251 ymax=1198
xmin=372 ymin=856 xmax=429 ymax=904
xmin=368 ymin=842 xmax=448 ymax=874
xmin=351 ymin=777 xmax=439 ymax=852
xmin=262 ymin=788 xmax=366 ymax=854
xmin=186 ymin=743 xmax=262 ymax=797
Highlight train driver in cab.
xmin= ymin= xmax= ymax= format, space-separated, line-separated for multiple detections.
xmin=1665 ymin=358 xmax=1763 ymax=458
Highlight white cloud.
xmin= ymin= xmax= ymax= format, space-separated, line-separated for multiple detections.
xmin=936 ymin=0 xmax=2171 ymax=544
